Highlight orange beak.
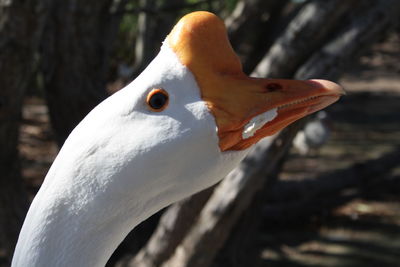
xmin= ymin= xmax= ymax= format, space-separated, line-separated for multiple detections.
xmin=167 ymin=11 xmax=344 ymax=151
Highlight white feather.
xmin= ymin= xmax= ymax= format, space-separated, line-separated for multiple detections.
xmin=12 ymin=43 xmax=248 ymax=267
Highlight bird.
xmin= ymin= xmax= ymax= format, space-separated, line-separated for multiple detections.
xmin=12 ymin=11 xmax=344 ymax=267
xmin=293 ymin=111 xmax=332 ymax=155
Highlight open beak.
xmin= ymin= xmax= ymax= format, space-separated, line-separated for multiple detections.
xmin=167 ymin=11 xmax=345 ymax=151
xmin=210 ymin=78 xmax=344 ymax=151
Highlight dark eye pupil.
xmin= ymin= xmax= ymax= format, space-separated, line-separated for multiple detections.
xmin=149 ymin=92 xmax=168 ymax=109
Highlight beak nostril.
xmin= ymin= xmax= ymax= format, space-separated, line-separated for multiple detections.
xmin=265 ymin=83 xmax=282 ymax=92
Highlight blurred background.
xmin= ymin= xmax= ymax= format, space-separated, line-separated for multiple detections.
xmin=1 ymin=0 xmax=399 ymax=266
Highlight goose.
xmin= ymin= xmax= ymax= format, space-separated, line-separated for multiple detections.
xmin=12 ymin=11 xmax=344 ymax=267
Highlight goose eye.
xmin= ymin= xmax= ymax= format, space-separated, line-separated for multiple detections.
xmin=146 ymin=88 xmax=169 ymax=112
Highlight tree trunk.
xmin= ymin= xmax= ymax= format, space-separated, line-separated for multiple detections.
xmin=252 ymin=0 xmax=358 ymax=78
xmin=295 ymin=0 xmax=400 ymax=80
xmin=225 ymin=0 xmax=289 ymax=73
xmin=133 ymin=0 xmax=185 ymax=76
xmin=133 ymin=0 xmax=157 ymax=75
xmin=0 ymin=0 xmax=48 ymax=263
xmin=40 ymin=0 xmax=128 ymax=146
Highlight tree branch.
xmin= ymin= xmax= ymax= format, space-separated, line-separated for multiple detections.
xmin=252 ymin=0 xmax=358 ymax=78
xmin=295 ymin=0 xmax=400 ymax=80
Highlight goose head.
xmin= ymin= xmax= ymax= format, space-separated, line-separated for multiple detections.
xmin=12 ymin=11 xmax=344 ymax=267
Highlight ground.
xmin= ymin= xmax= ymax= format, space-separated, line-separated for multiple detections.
xmin=19 ymin=33 xmax=400 ymax=266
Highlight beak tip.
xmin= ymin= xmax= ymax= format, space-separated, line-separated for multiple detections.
xmin=308 ymin=79 xmax=346 ymax=96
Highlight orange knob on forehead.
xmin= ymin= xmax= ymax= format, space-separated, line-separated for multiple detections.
xmin=167 ymin=11 xmax=243 ymax=76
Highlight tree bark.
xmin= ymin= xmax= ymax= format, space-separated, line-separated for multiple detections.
xmin=133 ymin=0 xmax=157 ymax=75
xmin=252 ymin=0 xmax=358 ymax=78
xmin=0 ymin=0 xmax=49 ymax=263
xmin=40 ymin=0 xmax=128 ymax=146
xmin=295 ymin=0 xmax=400 ymax=80
xmin=133 ymin=0 xmax=185 ymax=76
xmin=225 ymin=0 xmax=289 ymax=73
